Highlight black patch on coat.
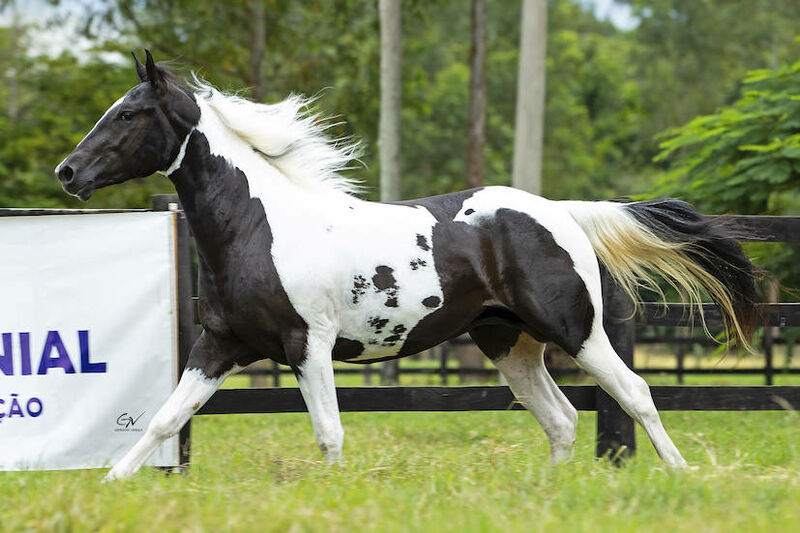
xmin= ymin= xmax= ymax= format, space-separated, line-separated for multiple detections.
xmin=422 ymin=296 xmax=441 ymax=308
xmin=393 ymin=188 xmax=483 ymax=221
xmin=464 ymin=209 xmax=475 ymax=215
xmin=380 ymin=325 xmax=407 ymax=347
xmin=372 ymin=265 xmax=399 ymax=307
xmin=415 ymin=234 xmax=430 ymax=251
xmin=351 ymin=275 xmax=368 ymax=304
xmin=332 ymin=337 xmax=365 ymax=359
xmin=372 ymin=266 xmax=396 ymax=290
xmin=409 ymin=258 xmax=427 ymax=270
xmin=469 ymin=324 xmax=521 ymax=361
xmin=368 ymin=316 xmax=389 ymax=334
xmin=382 ymin=335 xmax=401 ymax=346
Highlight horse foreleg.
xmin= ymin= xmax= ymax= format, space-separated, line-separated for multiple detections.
xmin=104 ymin=332 xmax=242 ymax=481
xmin=292 ymin=332 xmax=343 ymax=462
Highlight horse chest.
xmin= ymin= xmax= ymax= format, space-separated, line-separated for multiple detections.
xmin=197 ymin=251 xmax=304 ymax=359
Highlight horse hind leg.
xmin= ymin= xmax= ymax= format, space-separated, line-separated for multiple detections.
xmin=576 ymin=326 xmax=687 ymax=469
xmin=471 ymin=327 xmax=578 ymax=465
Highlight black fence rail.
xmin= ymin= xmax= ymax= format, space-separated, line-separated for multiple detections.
xmin=7 ymin=197 xmax=797 ymax=467
xmin=164 ymin=197 xmax=799 ymax=464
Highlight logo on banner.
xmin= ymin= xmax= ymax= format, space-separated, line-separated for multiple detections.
xmin=115 ymin=412 xmax=146 ymax=432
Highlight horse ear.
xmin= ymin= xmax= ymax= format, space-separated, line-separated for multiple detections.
xmin=132 ymin=51 xmax=147 ymax=82
xmin=144 ymin=49 xmax=167 ymax=96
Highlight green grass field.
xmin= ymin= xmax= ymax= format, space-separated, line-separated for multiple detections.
xmin=3 ymin=379 xmax=800 ymax=532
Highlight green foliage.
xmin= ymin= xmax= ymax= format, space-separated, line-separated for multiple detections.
xmin=654 ymin=60 xmax=800 ymax=215
xmin=2 ymin=1 xmax=800 ymax=209
xmin=0 ymin=25 xmax=175 ymax=208
xmin=620 ymin=0 xmax=800 ymax=159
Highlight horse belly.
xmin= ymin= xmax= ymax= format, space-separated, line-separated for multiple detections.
xmin=332 ymin=231 xmax=446 ymax=361
xmin=335 ymin=260 xmax=444 ymax=361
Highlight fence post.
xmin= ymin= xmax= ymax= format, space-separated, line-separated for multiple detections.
xmin=271 ymin=360 xmax=281 ymax=387
xmin=249 ymin=361 xmax=270 ymax=387
xmin=676 ymin=326 xmax=688 ymax=385
xmin=153 ymin=194 xmax=198 ymax=469
xmin=440 ymin=343 xmax=449 ymax=386
xmin=596 ymin=274 xmax=636 ymax=463
xmin=764 ymin=279 xmax=778 ymax=385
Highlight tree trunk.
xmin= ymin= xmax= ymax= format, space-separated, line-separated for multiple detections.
xmin=7 ymin=12 xmax=21 ymax=122
xmin=378 ymin=0 xmax=403 ymax=385
xmin=249 ymin=0 xmax=266 ymax=102
xmin=512 ymin=0 xmax=547 ymax=195
xmin=466 ymin=0 xmax=487 ymax=189
xmin=379 ymin=0 xmax=402 ymax=204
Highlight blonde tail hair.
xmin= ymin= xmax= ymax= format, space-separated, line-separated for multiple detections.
xmin=562 ymin=198 xmax=759 ymax=350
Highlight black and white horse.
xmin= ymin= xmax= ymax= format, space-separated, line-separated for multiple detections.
xmin=56 ymin=51 xmax=758 ymax=480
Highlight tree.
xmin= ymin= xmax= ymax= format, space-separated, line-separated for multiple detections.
xmin=511 ymin=0 xmax=547 ymax=195
xmin=378 ymin=0 xmax=402 ymax=385
xmin=379 ymin=0 xmax=402 ymax=203
xmin=652 ymin=59 xmax=800 ymax=291
xmin=0 ymin=21 xmax=161 ymax=207
xmin=654 ymin=60 xmax=800 ymax=215
xmin=466 ymin=0 xmax=487 ymax=189
xmin=619 ymin=0 xmax=800 ymax=161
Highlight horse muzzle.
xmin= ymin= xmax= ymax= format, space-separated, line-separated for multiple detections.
xmin=55 ymin=158 xmax=96 ymax=201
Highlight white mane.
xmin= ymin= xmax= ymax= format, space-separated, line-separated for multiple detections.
xmin=190 ymin=78 xmax=362 ymax=196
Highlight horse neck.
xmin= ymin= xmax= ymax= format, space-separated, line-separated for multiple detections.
xmin=167 ymin=101 xmax=300 ymax=270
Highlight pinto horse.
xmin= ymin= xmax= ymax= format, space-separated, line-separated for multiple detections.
xmin=57 ymin=51 xmax=758 ymax=481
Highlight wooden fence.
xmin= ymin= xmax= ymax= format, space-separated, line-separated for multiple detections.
xmin=160 ymin=196 xmax=800 ymax=464
xmin=5 ymin=197 xmax=799 ymax=467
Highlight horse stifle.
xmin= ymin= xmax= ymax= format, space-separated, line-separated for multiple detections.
xmin=57 ymin=51 xmax=759 ymax=480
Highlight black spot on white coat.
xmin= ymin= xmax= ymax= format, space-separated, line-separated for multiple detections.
xmin=351 ymin=275 xmax=368 ymax=304
xmin=422 ymin=296 xmax=441 ymax=308
xmin=410 ymin=258 xmax=427 ymax=270
xmin=372 ymin=266 xmax=399 ymax=307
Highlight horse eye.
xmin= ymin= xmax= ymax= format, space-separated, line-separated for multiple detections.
xmin=119 ymin=111 xmax=134 ymax=121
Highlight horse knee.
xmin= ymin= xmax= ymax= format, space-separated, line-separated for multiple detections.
xmin=148 ymin=411 xmax=184 ymax=440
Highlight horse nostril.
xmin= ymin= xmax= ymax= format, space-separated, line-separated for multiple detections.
xmin=58 ymin=165 xmax=74 ymax=184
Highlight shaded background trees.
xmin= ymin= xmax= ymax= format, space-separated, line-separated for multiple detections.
xmin=1 ymin=0 xmax=800 ymax=214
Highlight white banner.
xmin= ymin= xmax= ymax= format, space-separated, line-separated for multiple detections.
xmin=0 ymin=212 xmax=179 ymax=470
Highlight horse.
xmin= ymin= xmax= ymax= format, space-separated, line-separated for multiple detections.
xmin=56 ymin=51 xmax=759 ymax=481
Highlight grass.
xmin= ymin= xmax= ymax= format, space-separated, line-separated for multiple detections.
xmin=4 ymin=349 xmax=800 ymax=532
xmin=2 ymin=408 xmax=799 ymax=531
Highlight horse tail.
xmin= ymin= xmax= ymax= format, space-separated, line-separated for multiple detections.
xmin=561 ymin=198 xmax=760 ymax=350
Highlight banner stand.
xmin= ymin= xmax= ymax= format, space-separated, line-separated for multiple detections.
xmin=152 ymin=194 xmax=198 ymax=473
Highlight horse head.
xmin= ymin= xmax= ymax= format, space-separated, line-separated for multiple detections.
xmin=56 ymin=50 xmax=199 ymax=201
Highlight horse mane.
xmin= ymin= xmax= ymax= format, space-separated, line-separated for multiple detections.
xmin=188 ymin=76 xmax=362 ymax=196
